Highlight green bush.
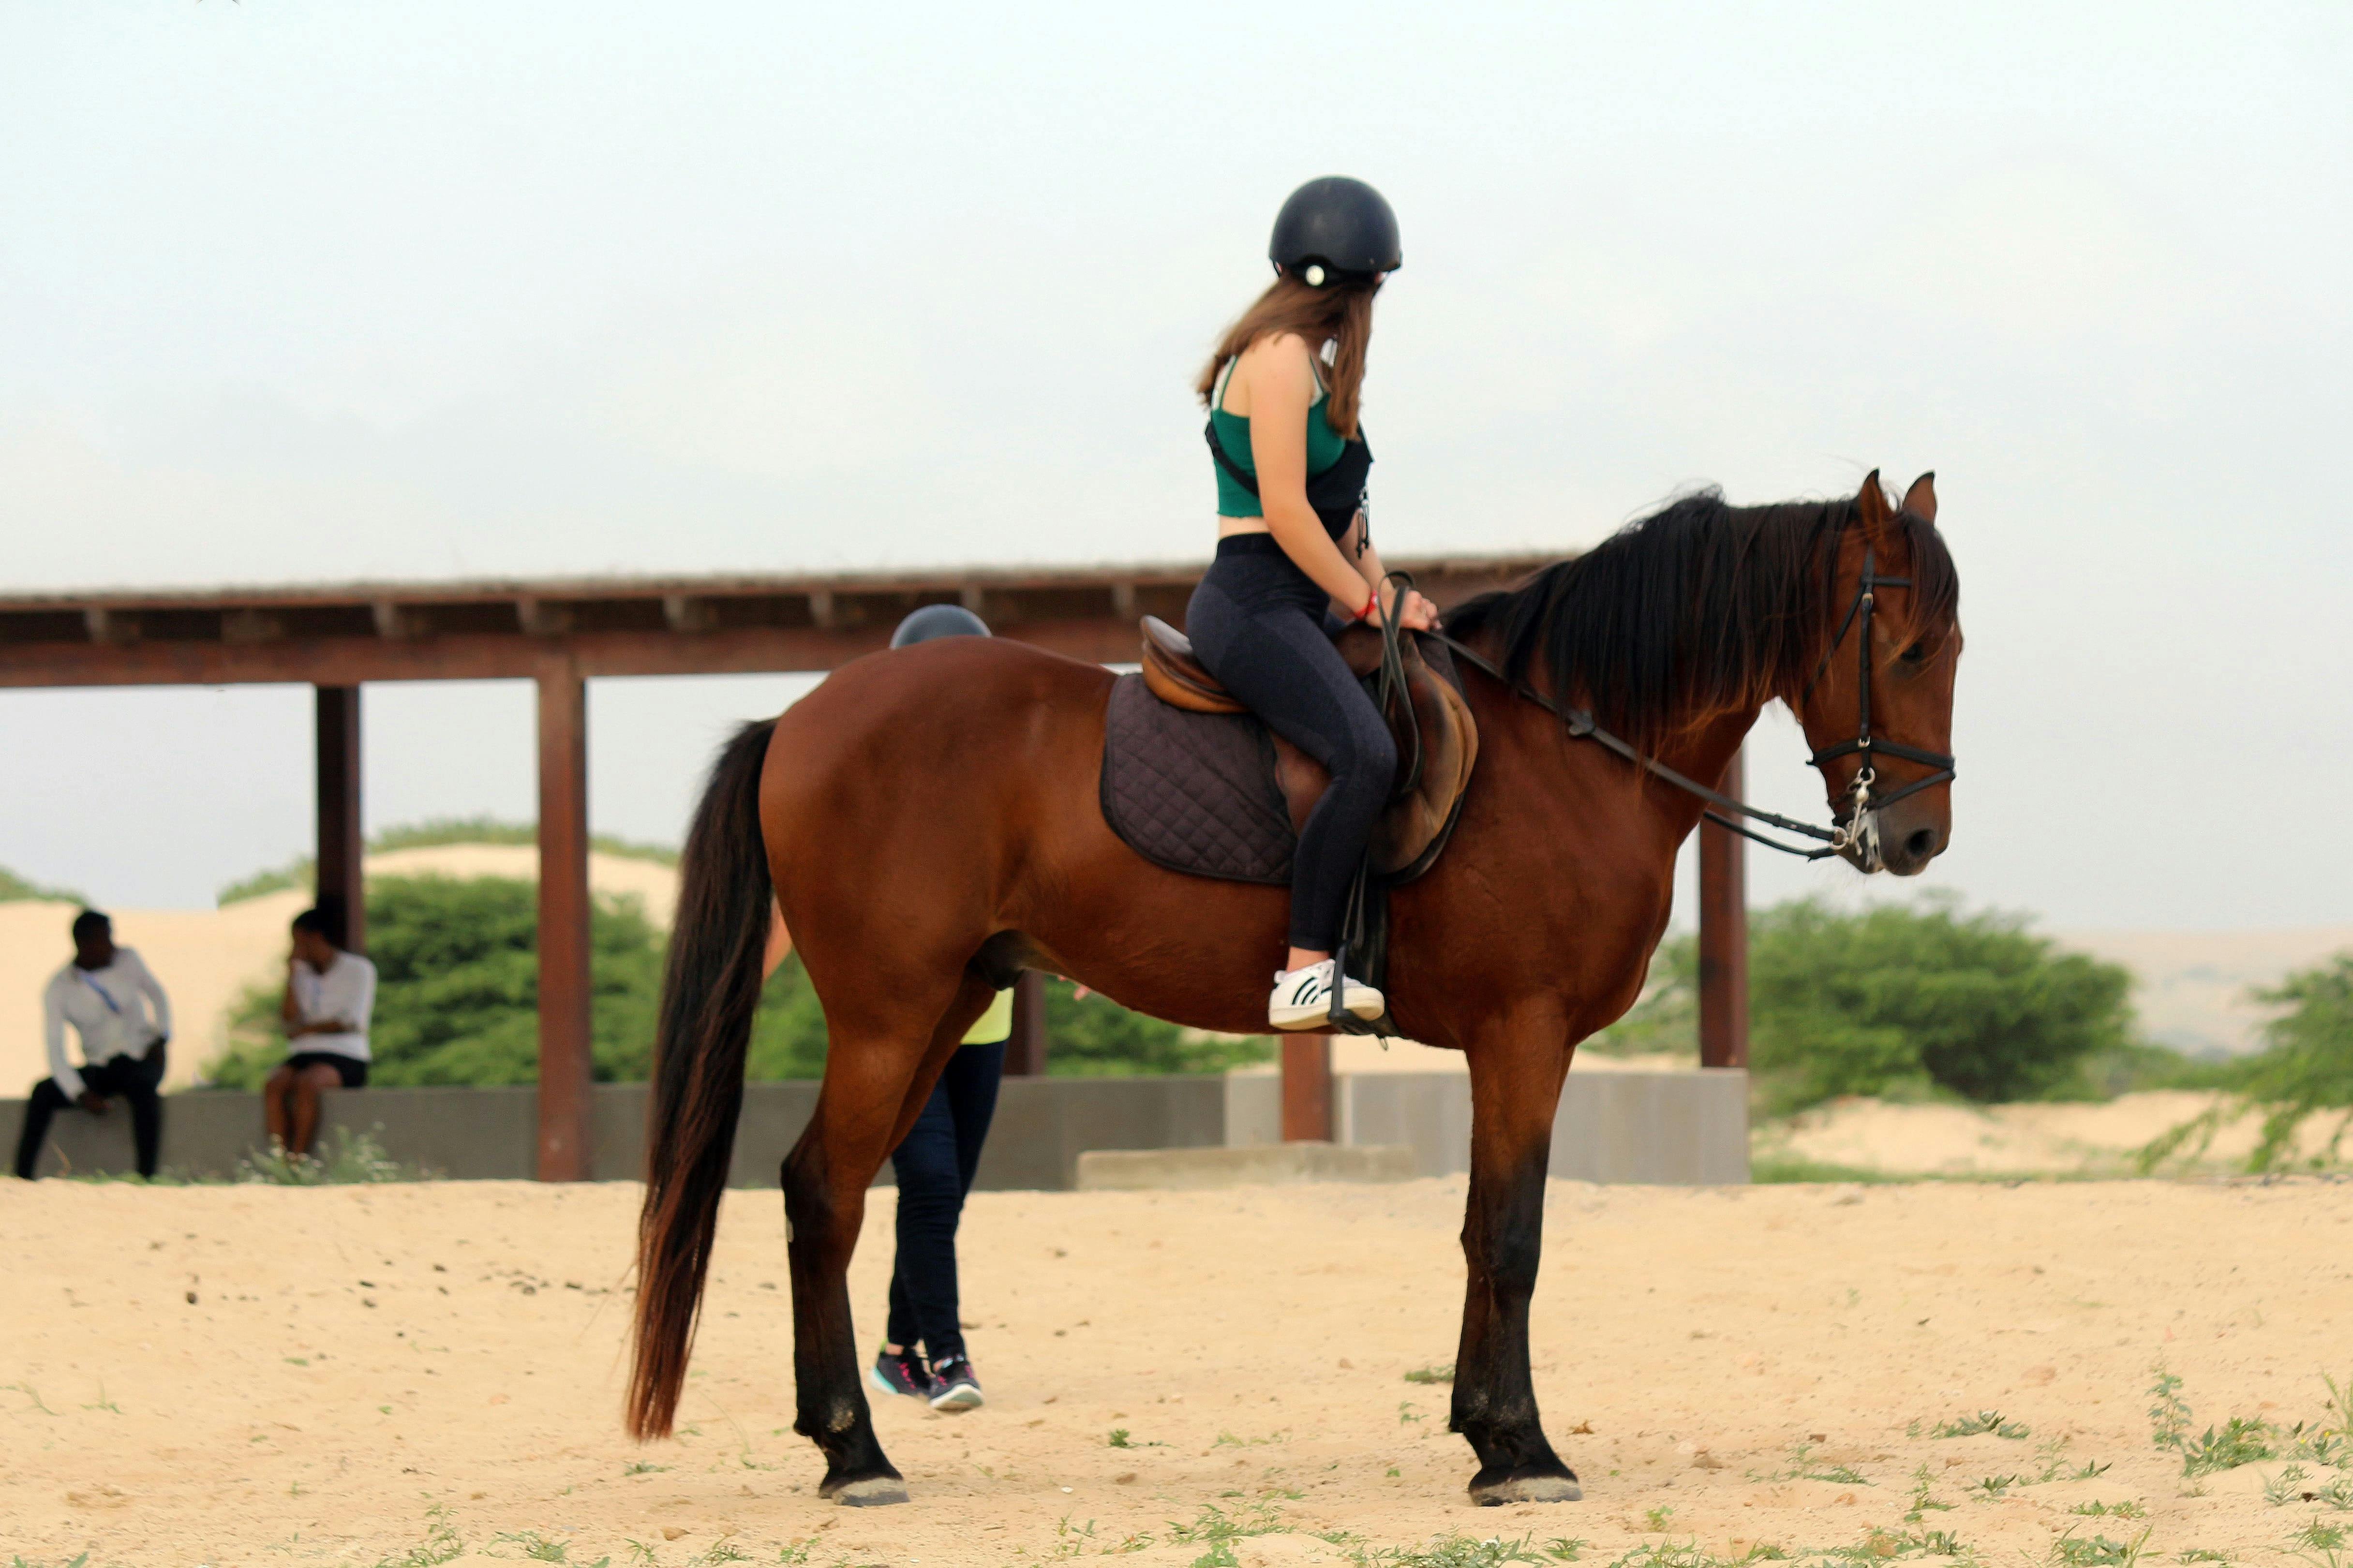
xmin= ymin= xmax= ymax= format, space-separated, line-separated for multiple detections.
xmin=2143 ymin=951 xmax=2353 ymax=1172
xmin=207 ymin=878 xmax=1264 ymax=1088
xmin=1593 ymin=896 xmax=2135 ymax=1115
xmin=0 ymin=863 xmax=84 ymax=905
xmin=746 ymin=962 xmax=1271 ymax=1078
xmin=204 ymin=874 xmax=664 ymax=1089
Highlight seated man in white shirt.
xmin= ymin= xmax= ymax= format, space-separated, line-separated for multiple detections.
xmin=14 ymin=909 xmax=173 ymax=1180
xmin=263 ymin=905 xmax=379 ymax=1157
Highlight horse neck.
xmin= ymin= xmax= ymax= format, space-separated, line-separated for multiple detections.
xmin=1451 ymin=628 xmax=1768 ymax=844
xmin=1644 ymin=705 xmax=1764 ymax=839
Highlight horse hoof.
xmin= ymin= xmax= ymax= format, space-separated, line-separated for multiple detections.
xmin=824 ymin=1475 xmax=910 ymax=1508
xmin=1470 ymin=1471 xmax=1583 ymax=1506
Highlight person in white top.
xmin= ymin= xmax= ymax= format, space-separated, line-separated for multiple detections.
xmin=262 ymin=905 xmax=379 ymax=1157
xmin=14 ymin=909 xmax=173 ymax=1180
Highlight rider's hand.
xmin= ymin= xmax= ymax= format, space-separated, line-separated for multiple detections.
xmin=1392 ymin=590 xmax=1439 ymax=631
xmin=78 ymin=1090 xmax=107 ymax=1114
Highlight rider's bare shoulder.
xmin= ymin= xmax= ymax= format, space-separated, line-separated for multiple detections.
xmin=1236 ymin=333 xmax=1316 ymax=411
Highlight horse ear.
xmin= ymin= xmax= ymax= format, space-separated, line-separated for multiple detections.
xmin=1901 ymin=471 xmax=1938 ymax=524
xmin=1856 ymin=469 xmax=1894 ymax=547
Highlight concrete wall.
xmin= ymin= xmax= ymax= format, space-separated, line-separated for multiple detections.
xmin=8 ymin=1068 xmax=1744 ymax=1188
xmin=10 ymin=1074 xmax=1231 ymax=1190
xmin=1341 ymin=1069 xmax=1751 ymax=1186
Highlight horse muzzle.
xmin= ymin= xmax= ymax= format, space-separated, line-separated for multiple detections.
xmin=1837 ymin=798 xmax=1948 ymax=876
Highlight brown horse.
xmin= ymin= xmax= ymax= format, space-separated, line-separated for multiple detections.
xmin=627 ymin=471 xmax=1960 ymax=1507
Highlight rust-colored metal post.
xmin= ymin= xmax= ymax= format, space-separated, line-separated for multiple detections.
xmin=1281 ymin=1035 xmax=1333 ymax=1142
xmin=314 ymin=685 xmax=366 ymax=953
xmin=1697 ymin=746 xmax=1749 ymax=1069
xmin=535 ymin=660 xmax=594 ymax=1181
xmin=1004 ymin=971 xmax=1049 ymax=1076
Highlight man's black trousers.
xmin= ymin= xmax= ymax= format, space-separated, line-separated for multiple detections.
xmin=13 ymin=1045 xmax=167 ymax=1180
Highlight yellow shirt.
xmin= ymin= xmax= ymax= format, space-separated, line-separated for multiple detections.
xmin=964 ymin=986 xmax=1015 ymax=1045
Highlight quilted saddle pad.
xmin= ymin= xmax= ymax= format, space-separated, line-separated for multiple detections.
xmin=1098 ymin=672 xmax=1294 ymax=886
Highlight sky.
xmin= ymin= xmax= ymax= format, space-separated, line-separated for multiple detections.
xmin=1 ymin=2 xmax=2348 ymax=929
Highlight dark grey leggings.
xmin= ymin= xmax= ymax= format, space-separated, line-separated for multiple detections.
xmin=1186 ymin=537 xmax=1396 ymax=952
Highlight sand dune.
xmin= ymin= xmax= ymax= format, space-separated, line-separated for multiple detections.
xmin=1762 ymin=1089 xmax=2350 ymax=1176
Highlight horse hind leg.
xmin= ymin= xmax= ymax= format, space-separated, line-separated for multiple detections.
xmin=781 ymin=974 xmax=997 ymax=1506
xmin=1454 ymin=1031 xmax=1582 ymax=1506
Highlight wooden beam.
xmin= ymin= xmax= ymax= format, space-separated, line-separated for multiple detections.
xmin=0 ymin=618 xmax=1162 ymax=689
xmin=1281 ymin=1035 xmax=1333 ymax=1142
xmin=1004 ymin=971 xmax=1049 ymax=1076
xmin=314 ymin=686 xmax=365 ymax=954
xmin=0 ymin=556 xmax=1546 ymax=692
xmin=535 ymin=659 xmax=594 ymax=1181
xmin=1697 ymin=746 xmax=1750 ymax=1070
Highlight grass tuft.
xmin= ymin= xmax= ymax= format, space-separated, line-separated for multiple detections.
xmin=372 ymin=1507 xmax=463 ymax=1568
xmin=238 ymin=1126 xmax=427 ymax=1185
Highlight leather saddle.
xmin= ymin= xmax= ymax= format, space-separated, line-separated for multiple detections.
xmin=1138 ymin=615 xmax=1478 ymax=881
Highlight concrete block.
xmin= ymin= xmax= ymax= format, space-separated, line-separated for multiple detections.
xmin=1340 ymin=1068 xmax=1750 ymax=1185
xmin=1075 ymin=1140 xmax=1418 ymax=1191
xmin=1222 ymin=1071 xmax=1282 ymax=1148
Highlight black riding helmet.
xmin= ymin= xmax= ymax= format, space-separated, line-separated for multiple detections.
xmin=1269 ymin=176 xmax=1401 ymax=288
xmin=890 ymin=603 xmax=992 ymax=648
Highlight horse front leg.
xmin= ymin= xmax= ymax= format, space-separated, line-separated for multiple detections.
xmin=1453 ymin=1021 xmax=1580 ymax=1506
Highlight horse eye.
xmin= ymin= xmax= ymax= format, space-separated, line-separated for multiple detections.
xmin=1899 ymin=642 xmax=1928 ymax=663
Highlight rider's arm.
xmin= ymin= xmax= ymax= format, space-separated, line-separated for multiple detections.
xmin=1343 ymin=528 xmax=1438 ymax=631
xmin=1245 ymin=339 xmax=1381 ymax=615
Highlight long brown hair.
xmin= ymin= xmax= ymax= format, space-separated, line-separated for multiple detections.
xmin=1196 ymin=274 xmax=1379 ymax=438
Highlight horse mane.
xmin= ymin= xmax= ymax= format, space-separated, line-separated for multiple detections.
xmin=1443 ymin=488 xmax=1958 ymax=753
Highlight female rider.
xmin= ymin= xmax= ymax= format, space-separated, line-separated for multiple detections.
xmin=1185 ymin=176 xmax=1439 ymax=1031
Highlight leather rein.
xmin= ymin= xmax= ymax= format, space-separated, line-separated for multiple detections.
xmin=1398 ymin=551 xmax=1957 ymax=870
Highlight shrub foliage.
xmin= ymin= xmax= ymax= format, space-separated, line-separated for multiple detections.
xmin=2143 ymin=951 xmax=2353 ymax=1171
xmin=747 ymin=962 xmax=1270 ymax=1078
xmin=1595 ymin=895 xmax=2135 ymax=1114
xmin=207 ymin=872 xmax=1268 ymax=1087
xmin=206 ymin=875 xmax=662 ymax=1088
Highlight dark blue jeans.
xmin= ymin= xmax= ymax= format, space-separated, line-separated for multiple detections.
xmin=885 ymin=1040 xmax=1005 ymax=1363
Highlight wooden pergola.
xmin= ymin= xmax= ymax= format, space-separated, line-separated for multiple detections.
xmin=0 ymin=557 xmax=1747 ymax=1176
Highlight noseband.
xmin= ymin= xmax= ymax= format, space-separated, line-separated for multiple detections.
xmin=1416 ymin=546 xmax=1956 ymax=870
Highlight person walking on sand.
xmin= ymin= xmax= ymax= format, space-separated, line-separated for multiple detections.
xmin=14 ymin=909 xmax=173 ymax=1180
xmin=261 ymin=905 xmax=378 ymax=1157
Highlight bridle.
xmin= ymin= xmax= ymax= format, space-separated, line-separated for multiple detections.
xmin=1788 ymin=546 xmax=1958 ymax=867
xmin=1410 ymin=542 xmax=1957 ymax=871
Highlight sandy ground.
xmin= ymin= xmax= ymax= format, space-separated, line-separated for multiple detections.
xmin=5 ymin=1177 xmax=2351 ymax=1567
xmin=0 ymin=847 xmax=680 ymax=1092
xmin=1762 ymin=1092 xmax=2353 ymax=1177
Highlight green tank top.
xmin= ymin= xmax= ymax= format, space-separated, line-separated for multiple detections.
xmin=1210 ymin=355 xmax=1349 ymax=518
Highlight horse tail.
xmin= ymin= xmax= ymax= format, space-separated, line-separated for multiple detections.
xmin=627 ymin=717 xmax=776 ymax=1440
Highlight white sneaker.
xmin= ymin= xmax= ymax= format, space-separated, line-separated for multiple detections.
xmin=1268 ymin=960 xmax=1385 ymax=1030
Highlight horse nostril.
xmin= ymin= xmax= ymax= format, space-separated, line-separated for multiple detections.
xmin=1905 ymin=828 xmax=1939 ymax=860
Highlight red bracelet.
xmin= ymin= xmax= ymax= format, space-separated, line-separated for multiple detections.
xmin=1358 ymin=590 xmax=1379 ymax=622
